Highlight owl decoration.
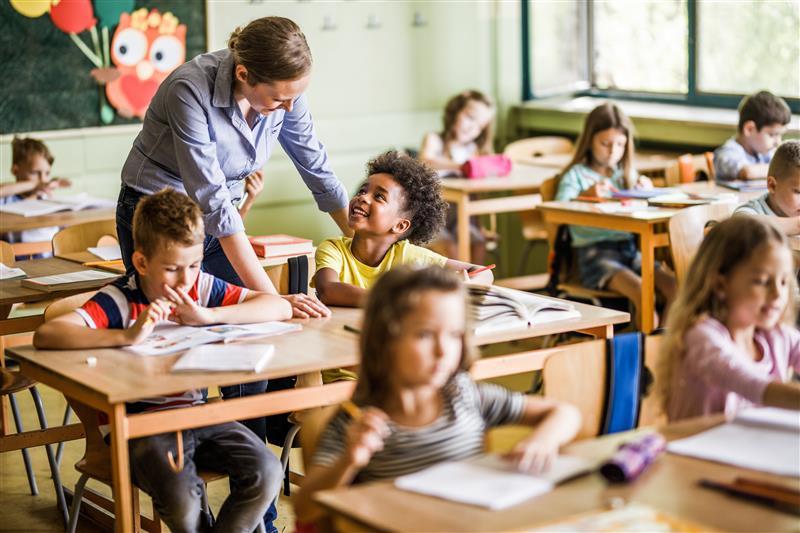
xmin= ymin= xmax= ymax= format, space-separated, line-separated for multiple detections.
xmin=107 ymin=9 xmax=186 ymax=119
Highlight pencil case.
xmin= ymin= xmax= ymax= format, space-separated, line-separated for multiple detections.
xmin=461 ymin=155 xmax=512 ymax=179
xmin=600 ymin=433 xmax=666 ymax=483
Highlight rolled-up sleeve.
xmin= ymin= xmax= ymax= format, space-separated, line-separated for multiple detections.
xmin=164 ymin=79 xmax=244 ymax=238
xmin=278 ymin=94 xmax=349 ymax=213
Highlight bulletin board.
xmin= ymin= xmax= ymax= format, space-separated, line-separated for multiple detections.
xmin=0 ymin=0 xmax=206 ymax=134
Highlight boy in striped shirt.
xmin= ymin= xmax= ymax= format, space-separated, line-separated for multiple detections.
xmin=35 ymin=188 xmax=292 ymax=532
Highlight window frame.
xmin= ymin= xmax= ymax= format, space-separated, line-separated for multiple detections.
xmin=521 ymin=0 xmax=800 ymax=113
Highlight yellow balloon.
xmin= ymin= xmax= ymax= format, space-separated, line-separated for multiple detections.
xmin=10 ymin=0 xmax=52 ymax=18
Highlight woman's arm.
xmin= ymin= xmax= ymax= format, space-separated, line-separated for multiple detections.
xmin=218 ymin=232 xmax=276 ymax=292
xmin=329 ymin=207 xmax=354 ymax=237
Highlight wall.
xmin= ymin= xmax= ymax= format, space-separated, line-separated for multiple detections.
xmin=0 ymin=1 xmax=518 ymax=246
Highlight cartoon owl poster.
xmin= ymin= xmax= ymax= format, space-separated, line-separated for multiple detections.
xmin=2 ymin=1 xmax=204 ymax=132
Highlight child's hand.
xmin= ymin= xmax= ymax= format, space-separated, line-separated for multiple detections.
xmin=125 ymin=299 xmax=174 ymax=344
xmin=283 ymin=293 xmax=331 ymax=318
xmin=502 ymin=436 xmax=559 ymax=474
xmin=582 ymin=179 xmax=617 ymax=198
xmin=345 ymin=407 xmax=390 ymax=468
xmin=163 ymin=285 xmax=215 ymax=325
xmin=245 ymin=170 xmax=264 ymax=199
xmin=635 ymin=176 xmax=653 ymax=190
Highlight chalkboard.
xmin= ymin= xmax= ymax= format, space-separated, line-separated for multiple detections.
xmin=0 ymin=0 xmax=206 ymax=134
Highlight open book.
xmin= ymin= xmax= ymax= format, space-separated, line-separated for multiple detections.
xmin=0 ymin=193 xmax=115 ymax=217
xmin=21 ymin=269 xmax=118 ymax=292
xmin=172 ymin=344 xmax=275 ymax=373
xmin=126 ymin=321 xmax=302 ymax=356
xmin=667 ymin=407 xmax=800 ymax=477
xmin=0 ymin=263 xmax=26 ymax=281
xmin=717 ymin=179 xmax=768 ymax=192
xmin=468 ymin=284 xmax=580 ymax=335
xmin=394 ymin=454 xmax=592 ymax=510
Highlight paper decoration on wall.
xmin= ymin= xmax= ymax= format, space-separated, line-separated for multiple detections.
xmin=9 ymin=1 xmax=186 ymax=125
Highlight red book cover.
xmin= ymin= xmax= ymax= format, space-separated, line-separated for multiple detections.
xmin=248 ymin=234 xmax=313 ymax=258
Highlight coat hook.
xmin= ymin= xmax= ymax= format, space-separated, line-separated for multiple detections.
xmin=322 ymin=14 xmax=337 ymax=31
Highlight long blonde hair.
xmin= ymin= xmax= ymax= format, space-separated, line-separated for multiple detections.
xmin=441 ymin=90 xmax=495 ymax=156
xmin=659 ymin=216 xmax=797 ymax=408
xmin=560 ymin=102 xmax=637 ymax=188
xmin=354 ymin=266 xmax=475 ymax=408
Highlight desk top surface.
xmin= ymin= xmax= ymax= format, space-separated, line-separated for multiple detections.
xmin=440 ymin=165 xmax=557 ymax=193
xmin=9 ymin=293 xmax=628 ymax=404
xmin=315 ymin=416 xmax=800 ymax=532
xmin=0 ymin=206 xmax=115 ymax=232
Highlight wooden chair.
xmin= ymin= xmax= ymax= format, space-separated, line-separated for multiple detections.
xmin=542 ymin=334 xmax=666 ymax=439
xmin=42 ymin=294 xmax=262 ymax=533
xmin=668 ymin=203 xmax=735 ymax=285
xmin=504 ymin=137 xmax=574 ymax=278
xmin=52 ymin=219 xmax=118 ymax=256
xmin=664 ymin=153 xmax=715 ymax=186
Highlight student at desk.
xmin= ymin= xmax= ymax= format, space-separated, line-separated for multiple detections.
xmin=554 ymin=102 xmax=676 ymax=329
xmin=660 ymin=216 xmax=800 ymax=422
xmin=1 ymin=137 xmax=71 ymax=255
xmin=34 ymin=189 xmax=291 ymax=532
xmin=735 ymin=141 xmax=800 ymax=235
xmin=294 ymin=266 xmax=581 ymax=524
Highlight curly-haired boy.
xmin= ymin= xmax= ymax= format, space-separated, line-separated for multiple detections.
xmin=314 ymin=150 xmax=492 ymax=308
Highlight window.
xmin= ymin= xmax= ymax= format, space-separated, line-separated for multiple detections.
xmin=524 ymin=0 xmax=800 ymax=110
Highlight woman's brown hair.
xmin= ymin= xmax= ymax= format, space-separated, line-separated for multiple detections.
xmin=228 ymin=17 xmax=312 ymax=85
xmin=441 ymin=90 xmax=495 ymax=156
xmin=354 ymin=266 xmax=475 ymax=407
xmin=560 ymin=102 xmax=637 ymax=188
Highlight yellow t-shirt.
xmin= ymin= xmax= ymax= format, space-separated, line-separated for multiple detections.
xmin=314 ymin=237 xmax=448 ymax=382
xmin=315 ymin=237 xmax=448 ymax=289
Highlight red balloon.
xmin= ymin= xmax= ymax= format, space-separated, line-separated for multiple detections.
xmin=50 ymin=0 xmax=96 ymax=34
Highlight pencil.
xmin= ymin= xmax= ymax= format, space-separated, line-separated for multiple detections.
xmin=83 ymin=259 xmax=124 ymax=267
xmin=343 ymin=324 xmax=361 ymax=334
xmin=468 ymin=264 xmax=496 ymax=278
xmin=341 ymin=400 xmax=363 ymax=421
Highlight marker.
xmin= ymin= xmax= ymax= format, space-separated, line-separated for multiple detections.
xmin=341 ymin=400 xmax=363 ymax=422
xmin=468 ymin=264 xmax=496 ymax=278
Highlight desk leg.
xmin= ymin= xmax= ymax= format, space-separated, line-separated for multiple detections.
xmin=456 ymin=194 xmax=471 ymax=262
xmin=110 ymin=403 xmax=134 ymax=532
xmin=640 ymin=231 xmax=655 ymax=334
xmin=1 ymin=305 xmax=11 ymax=436
xmin=578 ymin=324 xmax=614 ymax=339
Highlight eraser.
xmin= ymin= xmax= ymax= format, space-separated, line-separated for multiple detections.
xmin=86 ymin=356 xmax=97 ymax=367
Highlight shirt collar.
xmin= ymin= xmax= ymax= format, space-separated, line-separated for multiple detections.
xmin=212 ymin=49 xmax=235 ymax=109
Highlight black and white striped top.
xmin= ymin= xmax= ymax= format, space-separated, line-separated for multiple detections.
xmin=312 ymin=372 xmax=525 ymax=483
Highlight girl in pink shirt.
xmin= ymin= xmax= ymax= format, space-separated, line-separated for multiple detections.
xmin=661 ymin=216 xmax=800 ymax=421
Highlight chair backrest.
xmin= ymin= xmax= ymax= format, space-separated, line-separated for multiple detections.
xmin=503 ymin=136 xmax=574 ymax=162
xmin=638 ymin=334 xmax=668 ymax=427
xmin=52 ymin=219 xmax=118 ymax=255
xmin=298 ymin=405 xmax=340 ymax=471
xmin=664 ymin=153 xmax=714 ymax=186
xmin=0 ymin=240 xmax=15 ymax=265
xmin=668 ymin=203 xmax=735 ymax=285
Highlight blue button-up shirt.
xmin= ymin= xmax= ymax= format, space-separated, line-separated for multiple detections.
xmin=121 ymin=49 xmax=348 ymax=238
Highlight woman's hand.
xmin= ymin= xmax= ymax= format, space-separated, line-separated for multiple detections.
xmin=124 ymin=299 xmax=174 ymax=344
xmin=502 ymin=435 xmax=560 ymax=474
xmin=344 ymin=407 xmax=390 ymax=468
xmin=245 ymin=170 xmax=264 ymax=199
xmin=163 ymin=285 xmax=216 ymax=325
xmin=283 ymin=293 xmax=331 ymax=318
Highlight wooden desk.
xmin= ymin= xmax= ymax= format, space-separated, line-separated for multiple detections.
xmin=8 ymin=297 xmax=627 ymax=531
xmin=0 ymin=206 xmax=116 ymax=233
xmin=315 ymin=416 xmax=800 ymax=532
xmin=520 ymin=152 xmax=677 ymax=177
xmin=441 ymin=165 xmax=557 ymax=262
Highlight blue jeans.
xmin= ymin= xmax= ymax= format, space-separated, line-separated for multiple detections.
xmin=129 ymin=421 xmax=281 ymax=533
xmin=117 ymin=185 xmax=278 ymax=531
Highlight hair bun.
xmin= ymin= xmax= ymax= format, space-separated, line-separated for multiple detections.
xmin=228 ymin=27 xmax=242 ymax=50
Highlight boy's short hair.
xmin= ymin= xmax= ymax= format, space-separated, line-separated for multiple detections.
xmin=12 ymin=137 xmax=54 ymax=166
xmin=133 ymin=188 xmax=205 ymax=258
xmin=738 ymin=91 xmax=791 ymax=131
xmin=366 ymin=151 xmax=446 ymax=245
xmin=768 ymin=141 xmax=800 ymax=182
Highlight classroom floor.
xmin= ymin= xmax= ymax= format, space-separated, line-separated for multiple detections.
xmin=0 ymin=383 xmax=299 ymax=533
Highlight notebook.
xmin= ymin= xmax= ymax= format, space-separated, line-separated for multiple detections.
xmin=21 ymin=269 xmax=118 ymax=292
xmin=717 ymin=180 xmax=768 ymax=192
xmin=0 ymin=193 xmax=115 ymax=217
xmin=468 ymin=284 xmax=580 ymax=335
xmin=0 ymin=263 xmax=26 ymax=281
xmin=667 ymin=407 xmax=800 ymax=477
xmin=171 ymin=344 xmax=275 ymax=373
xmin=127 ymin=321 xmax=302 ymax=356
xmin=394 ymin=454 xmax=592 ymax=510
xmin=87 ymin=244 xmax=122 ymax=261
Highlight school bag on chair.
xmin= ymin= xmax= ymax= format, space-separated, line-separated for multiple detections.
xmin=264 ymin=255 xmax=309 ymax=495
xmin=601 ymin=331 xmax=654 ymax=434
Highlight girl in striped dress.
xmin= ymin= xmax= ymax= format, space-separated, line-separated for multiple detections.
xmin=294 ymin=266 xmax=581 ymax=522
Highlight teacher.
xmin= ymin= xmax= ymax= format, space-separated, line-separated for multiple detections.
xmin=116 ymin=16 xmax=349 ymax=318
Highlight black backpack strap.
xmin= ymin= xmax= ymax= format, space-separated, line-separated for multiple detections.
xmin=287 ymin=255 xmax=309 ymax=295
xmin=546 ymin=224 xmax=572 ymax=296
